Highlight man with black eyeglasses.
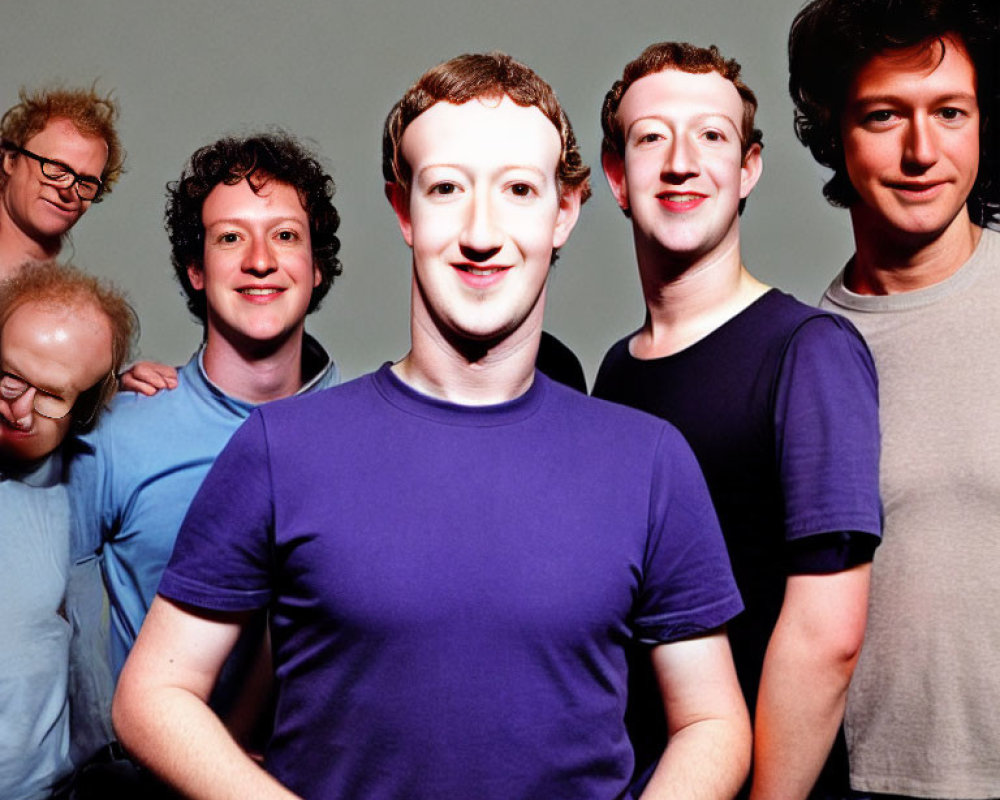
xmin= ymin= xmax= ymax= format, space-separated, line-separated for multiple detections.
xmin=0 ymin=261 xmax=135 ymax=799
xmin=0 ymin=86 xmax=124 ymax=277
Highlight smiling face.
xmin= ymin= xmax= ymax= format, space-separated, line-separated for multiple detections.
xmin=389 ymin=95 xmax=580 ymax=346
xmin=0 ymin=118 xmax=109 ymax=247
xmin=189 ymin=178 xmax=320 ymax=355
xmin=603 ymin=68 xmax=761 ymax=270
xmin=841 ymin=35 xmax=979 ymax=246
xmin=0 ymin=300 xmax=112 ymax=464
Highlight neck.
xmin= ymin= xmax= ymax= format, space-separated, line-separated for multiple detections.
xmin=632 ymin=234 xmax=768 ymax=359
xmin=0 ymin=207 xmax=60 ymax=279
xmin=201 ymin=327 xmax=308 ymax=404
xmin=847 ymin=207 xmax=982 ymax=294
xmin=395 ymin=286 xmax=542 ymax=406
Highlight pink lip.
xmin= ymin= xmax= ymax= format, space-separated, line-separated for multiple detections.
xmin=656 ymin=192 xmax=707 ymax=213
xmin=452 ymin=263 xmax=512 ymax=290
xmin=0 ymin=415 xmax=32 ymax=438
xmin=886 ymin=181 xmax=947 ymax=201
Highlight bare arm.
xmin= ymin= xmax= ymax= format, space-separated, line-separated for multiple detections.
xmin=640 ymin=630 xmax=752 ymax=800
xmin=119 ymin=361 xmax=178 ymax=395
xmin=749 ymin=565 xmax=870 ymax=800
xmin=112 ymin=596 xmax=300 ymax=800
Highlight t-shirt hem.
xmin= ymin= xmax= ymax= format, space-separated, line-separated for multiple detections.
xmin=635 ymin=592 xmax=744 ymax=644
xmin=158 ymin=569 xmax=270 ymax=612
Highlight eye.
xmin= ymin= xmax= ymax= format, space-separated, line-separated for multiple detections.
xmin=863 ymin=109 xmax=895 ymax=125
xmin=430 ymin=181 xmax=459 ymax=196
xmin=702 ymin=130 xmax=725 ymax=143
xmin=509 ymin=182 xmax=535 ymax=198
xmin=937 ymin=107 xmax=966 ymax=121
xmin=636 ymin=131 xmax=663 ymax=144
xmin=276 ymin=229 xmax=299 ymax=241
xmin=219 ymin=232 xmax=240 ymax=244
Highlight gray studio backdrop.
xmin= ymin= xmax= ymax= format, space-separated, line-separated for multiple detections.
xmin=1 ymin=0 xmax=853 ymax=384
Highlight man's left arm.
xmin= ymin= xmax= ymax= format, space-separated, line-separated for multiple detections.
xmin=752 ymin=314 xmax=882 ymax=799
xmin=749 ymin=565 xmax=870 ymax=800
xmin=640 ymin=630 xmax=751 ymax=800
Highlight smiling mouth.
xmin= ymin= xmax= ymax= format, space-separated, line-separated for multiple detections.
xmin=659 ymin=193 xmax=705 ymax=202
xmin=455 ymin=265 xmax=510 ymax=276
xmin=238 ymin=288 xmax=284 ymax=296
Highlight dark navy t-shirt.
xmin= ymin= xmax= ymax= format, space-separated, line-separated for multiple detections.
xmin=593 ymin=289 xmax=882 ymax=791
xmin=160 ymin=365 xmax=743 ymax=800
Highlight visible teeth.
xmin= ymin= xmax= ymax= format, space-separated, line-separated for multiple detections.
xmin=460 ymin=266 xmax=504 ymax=276
xmin=665 ymin=194 xmax=700 ymax=201
xmin=240 ymin=288 xmax=280 ymax=296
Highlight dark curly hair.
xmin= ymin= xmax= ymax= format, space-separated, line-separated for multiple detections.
xmin=383 ymin=51 xmax=591 ymax=203
xmin=788 ymin=0 xmax=999 ymax=224
xmin=165 ymin=131 xmax=342 ymax=323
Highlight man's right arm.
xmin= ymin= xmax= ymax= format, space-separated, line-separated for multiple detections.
xmin=112 ymin=595 xmax=299 ymax=800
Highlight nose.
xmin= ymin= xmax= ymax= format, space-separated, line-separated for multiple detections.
xmin=243 ymin=234 xmax=278 ymax=276
xmin=7 ymin=386 xmax=36 ymax=430
xmin=903 ymin=115 xmax=939 ymax=171
xmin=661 ymin=133 xmax=700 ymax=181
xmin=458 ymin=191 xmax=502 ymax=262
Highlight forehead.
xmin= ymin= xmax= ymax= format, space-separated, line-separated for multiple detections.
xmin=1 ymin=300 xmax=112 ymax=390
xmin=847 ymin=34 xmax=978 ymax=104
xmin=401 ymin=95 xmax=562 ymax=175
xmin=24 ymin=117 xmax=109 ymax=174
xmin=618 ymin=68 xmax=744 ymax=130
xmin=201 ymin=178 xmax=308 ymax=227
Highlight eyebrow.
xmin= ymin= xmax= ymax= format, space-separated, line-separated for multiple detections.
xmin=204 ymin=215 xmax=308 ymax=229
xmin=627 ymin=111 xmax=742 ymax=136
xmin=415 ymin=163 xmax=550 ymax=181
xmin=850 ymin=91 xmax=978 ymax=107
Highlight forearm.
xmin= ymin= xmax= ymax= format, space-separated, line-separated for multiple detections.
xmin=113 ymin=681 xmax=298 ymax=800
xmin=640 ymin=715 xmax=751 ymax=800
xmin=749 ymin=569 xmax=869 ymax=800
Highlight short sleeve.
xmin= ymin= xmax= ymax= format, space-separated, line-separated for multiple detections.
xmin=774 ymin=315 xmax=882 ymax=542
xmin=158 ymin=410 xmax=274 ymax=611
xmin=633 ymin=425 xmax=744 ymax=644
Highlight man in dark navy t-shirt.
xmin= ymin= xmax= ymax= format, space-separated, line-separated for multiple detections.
xmin=111 ymin=52 xmax=751 ymax=800
xmin=594 ymin=42 xmax=882 ymax=800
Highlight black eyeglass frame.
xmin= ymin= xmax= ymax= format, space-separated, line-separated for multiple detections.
xmin=5 ymin=143 xmax=106 ymax=202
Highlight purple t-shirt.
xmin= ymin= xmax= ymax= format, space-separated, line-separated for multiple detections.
xmin=160 ymin=365 xmax=742 ymax=800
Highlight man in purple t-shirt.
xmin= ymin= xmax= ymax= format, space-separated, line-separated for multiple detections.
xmin=594 ymin=43 xmax=882 ymax=800
xmin=112 ymin=52 xmax=750 ymax=800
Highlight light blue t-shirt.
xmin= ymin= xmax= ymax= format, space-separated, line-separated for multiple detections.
xmin=70 ymin=335 xmax=339 ymax=677
xmin=0 ymin=454 xmax=72 ymax=800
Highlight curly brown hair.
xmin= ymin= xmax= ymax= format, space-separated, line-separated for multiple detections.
xmin=0 ymin=84 xmax=125 ymax=196
xmin=0 ymin=260 xmax=137 ymax=429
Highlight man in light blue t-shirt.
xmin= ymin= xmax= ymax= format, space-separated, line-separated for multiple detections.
xmin=70 ymin=131 xmax=343 ymax=717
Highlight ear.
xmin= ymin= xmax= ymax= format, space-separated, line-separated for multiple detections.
xmin=1 ymin=148 xmax=14 ymax=177
xmin=385 ymin=181 xmax=413 ymax=247
xmin=552 ymin=186 xmax=583 ymax=250
xmin=187 ymin=262 xmax=205 ymax=291
xmin=739 ymin=142 xmax=763 ymax=199
xmin=312 ymin=260 xmax=322 ymax=288
xmin=601 ymin=150 xmax=629 ymax=212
